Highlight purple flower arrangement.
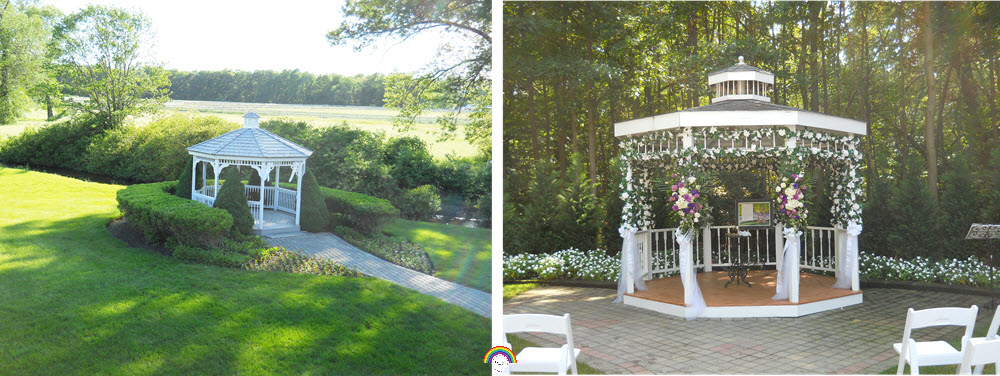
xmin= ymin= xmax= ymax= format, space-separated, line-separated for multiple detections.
xmin=774 ymin=173 xmax=808 ymax=229
xmin=669 ymin=174 xmax=706 ymax=232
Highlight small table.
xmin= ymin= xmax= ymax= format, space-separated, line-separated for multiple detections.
xmin=724 ymin=231 xmax=752 ymax=288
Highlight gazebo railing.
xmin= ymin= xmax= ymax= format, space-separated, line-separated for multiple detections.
xmin=639 ymin=225 xmax=839 ymax=279
xmin=801 ymin=226 xmax=837 ymax=273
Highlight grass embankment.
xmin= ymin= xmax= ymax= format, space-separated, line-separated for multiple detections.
xmin=383 ymin=219 xmax=491 ymax=292
xmin=0 ymin=167 xmax=488 ymax=375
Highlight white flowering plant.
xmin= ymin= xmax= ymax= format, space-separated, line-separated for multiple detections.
xmin=503 ymin=248 xmax=620 ymax=282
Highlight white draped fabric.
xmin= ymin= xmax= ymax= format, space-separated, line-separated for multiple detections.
xmin=613 ymin=226 xmax=646 ymax=304
xmin=675 ymin=229 xmax=706 ymax=319
xmin=833 ymin=221 xmax=862 ymax=290
xmin=773 ymin=227 xmax=802 ymax=301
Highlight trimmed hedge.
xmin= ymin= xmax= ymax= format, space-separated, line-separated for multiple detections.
xmin=281 ymin=182 xmax=399 ymax=234
xmin=322 ymin=187 xmax=399 ymax=234
xmin=116 ymin=181 xmax=233 ymax=247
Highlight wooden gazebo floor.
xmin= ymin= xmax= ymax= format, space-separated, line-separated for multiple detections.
xmin=626 ymin=270 xmax=861 ymax=307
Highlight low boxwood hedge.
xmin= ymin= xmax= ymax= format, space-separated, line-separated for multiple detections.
xmin=116 ymin=181 xmax=233 ymax=247
xmin=281 ymin=182 xmax=399 ymax=234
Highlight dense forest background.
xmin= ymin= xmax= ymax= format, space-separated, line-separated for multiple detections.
xmin=167 ymin=70 xmax=388 ymax=106
xmin=503 ymin=1 xmax=1000 ymax=262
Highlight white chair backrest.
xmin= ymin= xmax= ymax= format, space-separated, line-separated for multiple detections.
xmin=958 ymin=338 xmax=1000 ymax=374
xmin=504 ymin=313 xmax=572 ymax=336
xmin=901 ymin=306 xmax=979 ymax=353
xmin=986 ymin=309 xmax=1000 ymax=340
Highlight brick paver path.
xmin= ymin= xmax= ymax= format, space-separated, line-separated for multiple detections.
xmin=265 ymin=232 xmax=490 ymax=317
xmin=504 ymin=286 xmax=996 ymax=374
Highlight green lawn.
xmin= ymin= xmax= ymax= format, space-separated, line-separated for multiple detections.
xmin=383 ymin=219 xmax=491 ymax=292
xmin=503 ymin=283 xmax=542 ymax=301
xmin=0 ymin=167 xmax=489 ymax=375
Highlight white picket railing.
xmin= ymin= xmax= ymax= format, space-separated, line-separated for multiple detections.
xmin=801 ymin=226 xmax=837 ymax=272
xmin=275 ymin=187 xmax=297 ymax=213
xmin=639 ymin=224 xmax=839 ymax=279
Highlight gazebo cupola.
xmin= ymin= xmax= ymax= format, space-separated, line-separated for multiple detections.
xmin=708 ymin=56 xmax=774 ymax=103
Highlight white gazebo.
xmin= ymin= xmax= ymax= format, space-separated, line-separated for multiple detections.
xmin=186 ymin=111 xmax=312 ymax=236
xmin=613 ymin=57 xmax=866 ymax=318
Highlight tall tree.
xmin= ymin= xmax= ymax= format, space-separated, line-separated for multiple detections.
xmin=0 ymin=0 xmax=50 ymax=124
xmin=328 ymin=0 xmax=491 ymax=155
xmin=922 ymin=2 xmax=938 ymax=203
xmin=57 ymin=5 xmax=169 ymax=129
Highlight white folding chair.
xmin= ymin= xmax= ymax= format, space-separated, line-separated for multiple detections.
xmin=894 ymin=305 xmax=979 ymax=375
xmin=503 ymin=313 xmax=580 ymax=375
xmin=958 ymin=338 xmax=1000 ymax=375
xmin=965 ymin=308 xmax=1000 ymax=374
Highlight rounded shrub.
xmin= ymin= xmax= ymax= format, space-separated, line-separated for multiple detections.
xmin=394 ymin=184 xmax=442 ymax=220
xmin=214 ymin=167 xmax=254 ymax=236
xmin=300 ymin=170 xmax=329 ymax=232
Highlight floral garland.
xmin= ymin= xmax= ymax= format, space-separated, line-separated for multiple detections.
xmin=619 ymin=126 xmax=863 ymax=230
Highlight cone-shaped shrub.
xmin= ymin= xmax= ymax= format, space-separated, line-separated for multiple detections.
xmin=214 ymin=167 xmax=254 ymax=235
xmin=300 ymin=170 xmax=329 ymax=232
xmin=175 ymin=158 xmax=195 ymax=199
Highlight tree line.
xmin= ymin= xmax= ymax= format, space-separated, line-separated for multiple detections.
xmin=504 ymin=1 xmax=1000 ymax=261
xmin=166 ymin=70 xmax=387 ymax=106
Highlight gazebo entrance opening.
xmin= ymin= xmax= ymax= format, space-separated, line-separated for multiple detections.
xmin=613 ymin=57 xmax=866 ymax=318
xmin=186 ymin=111 xmax=312 ymax=236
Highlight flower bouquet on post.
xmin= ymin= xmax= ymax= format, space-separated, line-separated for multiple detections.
xmin=667 ymin=173 xmax=714 ymax=234
xmin=774 ymin=172 xmax=808 ymax=231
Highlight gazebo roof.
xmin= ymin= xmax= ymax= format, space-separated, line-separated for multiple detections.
xmin=187 ymin=116 xmax=312 ymax=159
xmin=615 ymin=57 xmax=866 ymax=138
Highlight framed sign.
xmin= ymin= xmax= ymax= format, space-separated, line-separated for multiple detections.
xmin=737 ymin=200 xmax=771 ymax=227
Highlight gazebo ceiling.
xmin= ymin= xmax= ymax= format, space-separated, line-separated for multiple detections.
xmin=615 ymin=56 xmax=866 ymax=138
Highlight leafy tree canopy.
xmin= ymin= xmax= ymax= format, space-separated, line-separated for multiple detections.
xmin=328 ymin=0 xmax=491 ymax=156
xmin=57 ymin=5 xmax=169 ymax=130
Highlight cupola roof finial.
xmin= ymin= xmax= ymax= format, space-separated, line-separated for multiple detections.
xmin=738 ymin=55 xmax=744 ymax=64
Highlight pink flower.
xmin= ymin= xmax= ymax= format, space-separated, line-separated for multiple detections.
xmin=671 ymin=185 xmax=677 ymax=191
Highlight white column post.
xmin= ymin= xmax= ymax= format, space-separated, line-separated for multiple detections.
xmin=212 ymin=161 xmax=220 ymax=199
xmin=190 ymin=157 xmax=196 ymax=199
xmin=835 ymin=225 xmax=845 ymax=283
xmin=259 ymin=167 xmax=265 ymax=230
xmin=790 ymin=257 xmax=800 ymax=304
xmin=200 ymin=160 xmax=206 ymax=191
xmin=774 ymin=223 xmax=784 ymax=266
xmin=702 ymin=226 xmax=713 ymax=272
xmin=295 ymin=161 xmax=304 ymax=226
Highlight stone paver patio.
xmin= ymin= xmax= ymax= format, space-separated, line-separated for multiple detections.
xmin=265 ymin=232 xmax=490 ymax=317
xmin=504 ymin=286 xmax=996 ymax=374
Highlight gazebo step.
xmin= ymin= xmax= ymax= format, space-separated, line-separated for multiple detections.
xmin=256 ymin=225 xmax=301 ymax=237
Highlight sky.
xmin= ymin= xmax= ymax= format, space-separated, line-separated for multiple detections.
xmin=44 ymin=0 xmax=466 ymax=76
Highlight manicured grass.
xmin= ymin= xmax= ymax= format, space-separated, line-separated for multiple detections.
xmin=879 ymin=324 xmax=997 ymax=374
xmin=382 ymin=219 xmax=491 ymax=292
xmin=503 ymin=283 xmax=541 ymax=301
xmin=0 ymin=167 xmax=489 ymax=375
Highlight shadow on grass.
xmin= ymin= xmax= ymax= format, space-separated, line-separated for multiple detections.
xmin=0 ymin=213 xmax=489 ymax=375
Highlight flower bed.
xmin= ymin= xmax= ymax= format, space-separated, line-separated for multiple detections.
xmin=505 ymin=248 xmax=998 ymax=290
xmin=504 ymin=248 xmax=619 ymax=281
xmin=860 ymin=253 xmax=995 ymax=288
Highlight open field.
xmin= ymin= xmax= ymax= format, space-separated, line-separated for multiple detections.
xmin=160 ymin=100 xmax=477 ymax=159
xmin=0 ymin=100 xmax=479 ymax=159
xmin=0 ymin=166 xmax=489 ymax=375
